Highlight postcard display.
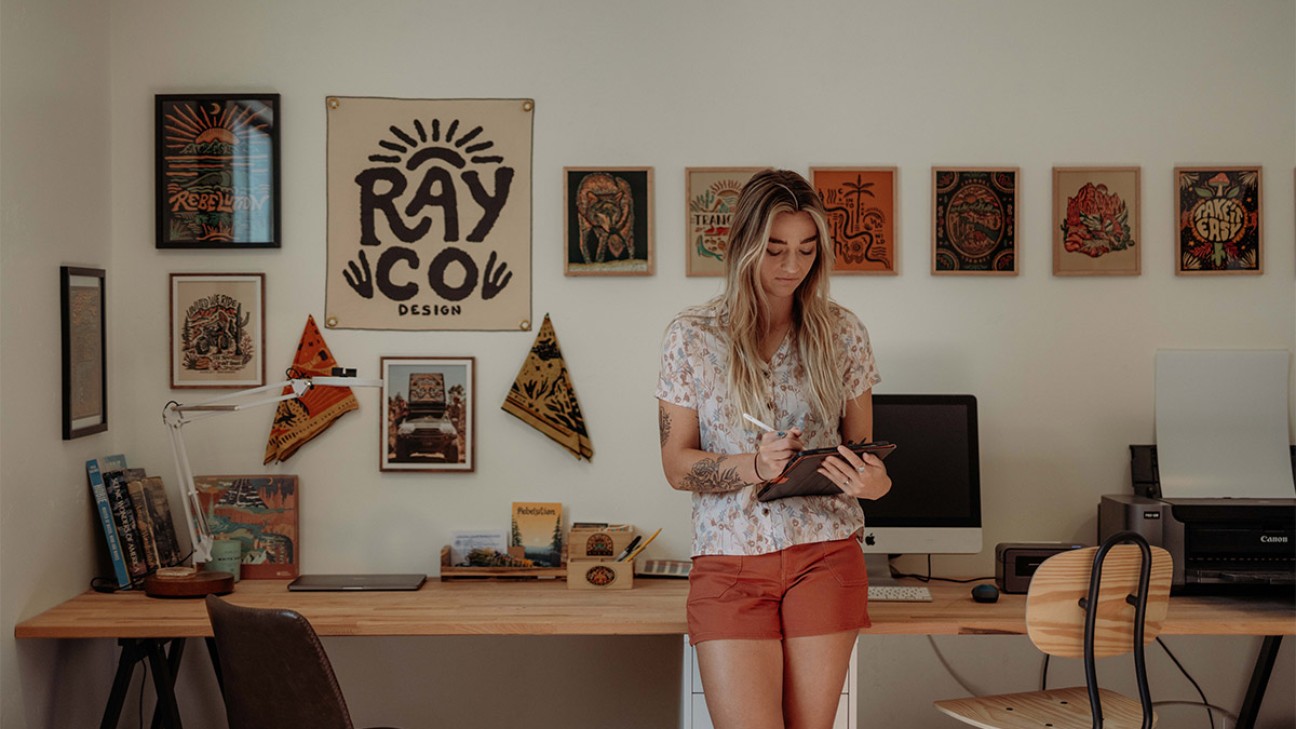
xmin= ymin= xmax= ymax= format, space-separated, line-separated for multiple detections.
xmin=325 ymin=97 xmax=533 ymax=331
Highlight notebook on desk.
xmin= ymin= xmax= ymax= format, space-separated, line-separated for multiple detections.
xmin=287 ymin=573 xmax=427 ymax=592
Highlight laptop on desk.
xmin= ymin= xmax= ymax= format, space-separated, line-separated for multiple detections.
xmin=287 ymin=573 xmax=427 ymax=592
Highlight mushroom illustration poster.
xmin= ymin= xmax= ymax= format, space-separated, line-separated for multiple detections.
xmin=326 ymin=97 xmax=533 ymax=330
xmin=1174 ymin=167 xmax=1262 ymax=274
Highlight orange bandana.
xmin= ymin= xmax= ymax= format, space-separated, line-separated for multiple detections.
xmin=263 ymin=316 xmax=359 ymax=464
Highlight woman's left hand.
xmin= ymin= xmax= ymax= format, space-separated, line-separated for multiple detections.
xmin=817 ymin=445 xmax=892 ymax=500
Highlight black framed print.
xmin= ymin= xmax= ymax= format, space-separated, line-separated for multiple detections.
xmin=60 ymin=266 xmax=107 ymax=439
xmin=156 ymin=93 xmax=280 ymax=249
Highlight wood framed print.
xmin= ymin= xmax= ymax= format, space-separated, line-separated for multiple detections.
xmin=1053 ymin=167 xmax=1141 ymax=276
xmin=193 ymin=475 xmax=299 ymax=579
xmin=382 ymin=356 xmax=475 ymax=472
xmin=564 ymin=167 xmax=654 ymax=276
xmin=169 ymin=273 xmax=265 ymax=389
xmin=932 ymin=167 xmax=1018 ymax=275
xmin=1175 ymin=166 xmax=1262 ymax=274
xmin=811 ymin=167 xmax=898 ymax=274
xmin=156 ymin=93 xmax=280 ymax=249
xmin=685 ymin=167 xmax=763 ymax=276
xmin=60 ymin=266 xmax=107 ymax=440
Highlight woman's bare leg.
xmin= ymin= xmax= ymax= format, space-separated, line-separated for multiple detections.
xmin=782 ymin=630 xmax=857 ymax=729
xmin=696 ymin=638 xmax=784 ymax=729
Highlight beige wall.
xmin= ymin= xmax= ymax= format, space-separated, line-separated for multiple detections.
xmin=3 ymin=1 xmax=1294 ymax=727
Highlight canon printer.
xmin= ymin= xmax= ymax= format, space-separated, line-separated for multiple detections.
xmin=1097 ymin=445 xmax=1296 ymax=595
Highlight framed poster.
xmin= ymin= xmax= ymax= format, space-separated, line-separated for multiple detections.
xmin=193 ymin=475 xmax=299 ymax=579
xmin=1052 ymin=167 xmax=1141 ymax=276
xmin=381 ymin=356 xmax=475 ymax=472
xmin=564 ymin=167 xmax=654 ymax=276
xmin=60 ymin=266 xmax=107 ymax=440
xmin=1174 ymin=166 xmax=1262 ymax=274
xmin=169 ymin=273 xmax=265 ymax=389
xmin=932 ymin=167 xmax=1019 ymax=275
xmin=811 ymin=167 xmax=898 ymax=274
xmin=326 ymin=97 xmax=533 ymax=331
xmin=685 ymin=167 xmax=763 ymax=276
xmin=156 ymin=93 xmax=280 ymax=249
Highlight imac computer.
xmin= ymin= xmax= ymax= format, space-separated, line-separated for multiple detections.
xmin=858 ymin=394 xmax=983 ymax=586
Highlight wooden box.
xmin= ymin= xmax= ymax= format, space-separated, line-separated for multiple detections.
xmin=567 ymin=559 xmax=634 ymax=590
xmin=567 ymin=525 xmax=636 ymax=560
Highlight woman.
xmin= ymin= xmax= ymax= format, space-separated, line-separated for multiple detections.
xmin=656 ymin=169 xmax=891 ymax=729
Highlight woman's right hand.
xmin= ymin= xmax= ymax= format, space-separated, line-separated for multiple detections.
xmin=754 ymin=427 xmax=803 ymax=481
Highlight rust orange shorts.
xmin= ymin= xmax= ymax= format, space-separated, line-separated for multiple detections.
xmin=687 ymin=536 xmax=871 ymax=645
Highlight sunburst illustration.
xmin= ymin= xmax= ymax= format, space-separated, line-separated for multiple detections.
xmin=367 ymin=118 xmax=504 ymax=169
xmin=163 ymin=100 xmax=272 ymax=153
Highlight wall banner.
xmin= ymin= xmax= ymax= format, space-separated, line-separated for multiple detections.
xmin=326 ymin=97 xmax=533 ymax=331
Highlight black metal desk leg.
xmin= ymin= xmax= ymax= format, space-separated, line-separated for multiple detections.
xmin=100 ymin=640 xmax=146 ymax=729
xmin=1236 ymin=635 xmax=1282 ymax=729
xmin=143 ymin=640 xmax=183 ymax=729
xmin=204 ymin=637 xmax=223 ymax=692
xmin=150 ymin=639 xmax=187 ymax=729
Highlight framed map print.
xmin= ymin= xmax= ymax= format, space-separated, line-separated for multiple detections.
xmin=61 ymin=266 xmax=107 ymax=439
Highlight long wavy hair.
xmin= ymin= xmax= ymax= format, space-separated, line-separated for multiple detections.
xmin=716 ymin=169 xmax=844 ymax=429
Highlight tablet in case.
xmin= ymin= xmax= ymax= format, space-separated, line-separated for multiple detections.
xmin=756 ymin=442 xmax=897 ymax=502
xmin=287 ymin=573 xmax=427 ymax=592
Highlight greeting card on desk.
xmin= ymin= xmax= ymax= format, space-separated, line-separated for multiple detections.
xmin=756 ymin=442 xmax=897 ymax=502
xmin=510 ymin=502 xmax=563 ymax=567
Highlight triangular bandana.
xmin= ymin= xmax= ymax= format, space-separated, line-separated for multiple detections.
xmin=502 ymin=315 xmax=594 ymax=460
xmin=263 ymin=316 xmax=359 ymax=464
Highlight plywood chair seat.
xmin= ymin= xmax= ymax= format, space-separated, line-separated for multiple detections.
xmin=933 ymin=532 xmax=1172 ymax=729
xmin=936 ymin=686 xmax=1156 ymax=728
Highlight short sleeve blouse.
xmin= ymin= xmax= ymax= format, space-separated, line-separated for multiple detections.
xmin=655 ymin=301 xmax=881 ymax=556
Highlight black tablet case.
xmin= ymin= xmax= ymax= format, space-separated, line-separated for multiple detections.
xmin=756 ymin=442 xmax=897 ymax=502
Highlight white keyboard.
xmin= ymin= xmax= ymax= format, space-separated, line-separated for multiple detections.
xmin=867 ymin=585 xmax=933 ymax=602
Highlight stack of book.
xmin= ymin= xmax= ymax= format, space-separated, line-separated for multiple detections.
xmin=86 ymin=455 xmax=183 ymax=590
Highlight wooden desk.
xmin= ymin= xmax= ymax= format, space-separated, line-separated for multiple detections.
xmin=15 ymin=580 xmax=1295 ymax=728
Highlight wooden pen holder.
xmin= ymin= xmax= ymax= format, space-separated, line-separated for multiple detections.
xmin=567 ymin=525 xmax=636 ymax=560
xmin=567 ymin=558 xmax=634 ymax=590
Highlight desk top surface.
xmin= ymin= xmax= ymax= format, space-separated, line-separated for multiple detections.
xmin=14 ymin=579 xmax=1295 ymax=640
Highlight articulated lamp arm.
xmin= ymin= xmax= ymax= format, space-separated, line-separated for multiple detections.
xmin=162 ymin=374 xmax=381 ymax=566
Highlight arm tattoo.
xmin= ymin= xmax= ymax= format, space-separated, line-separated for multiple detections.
xmin=680 ymin=455 xmax=753 ymax=493
xmin=659 ymin=406 xmax=672 ymax=447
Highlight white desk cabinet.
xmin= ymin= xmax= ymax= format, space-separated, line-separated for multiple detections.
xmin=680 ymin=637 xmax=857 ymax=728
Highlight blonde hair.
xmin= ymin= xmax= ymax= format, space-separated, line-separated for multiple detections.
xmin=717 ymin=169 xmax=844 ymax=429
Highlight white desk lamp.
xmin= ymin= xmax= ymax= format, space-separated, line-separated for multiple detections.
xmin=162 ymin=370 xmax=380 ymax=572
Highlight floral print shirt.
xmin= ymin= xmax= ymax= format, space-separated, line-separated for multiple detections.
xmin=656 ymin=301 xmax=881 ymax=556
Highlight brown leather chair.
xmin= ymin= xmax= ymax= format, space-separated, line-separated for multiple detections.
xmin=205 ymin=595 xmax=399 ymax=729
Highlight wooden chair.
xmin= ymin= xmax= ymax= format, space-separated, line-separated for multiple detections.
xmin=205 ymin=595 xmax=400 ymax=729
xmin=934 ymin=531 xmax=1172 ymax=729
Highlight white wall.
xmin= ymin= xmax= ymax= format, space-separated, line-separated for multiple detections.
xmin=3 ymin=1 xmax=1293 ymax=727
xmin=1 ymin=0 xmax=119 ymax=727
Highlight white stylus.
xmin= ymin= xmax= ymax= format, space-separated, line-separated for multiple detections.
xmin=742 ymin=412 xmax=778 ymax=433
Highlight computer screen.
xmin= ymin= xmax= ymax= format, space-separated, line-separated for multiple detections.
xmin=858 ymin=394 xmax=982 ymax=579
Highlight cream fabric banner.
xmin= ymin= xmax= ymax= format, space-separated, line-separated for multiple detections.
xmin=326 ymin=97 xmax=532 ymax=330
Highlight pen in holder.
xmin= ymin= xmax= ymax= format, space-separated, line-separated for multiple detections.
xmin=567 ymin=524 xmax=637 ymax=590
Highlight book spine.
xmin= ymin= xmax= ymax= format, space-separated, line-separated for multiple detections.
xmin=103 ymin=472 xmax=148 ymax=581
xmin=87 ymin=460 xmax=131 ymax=589
xmin=127 ymin=480 xmax=161 ymax=572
